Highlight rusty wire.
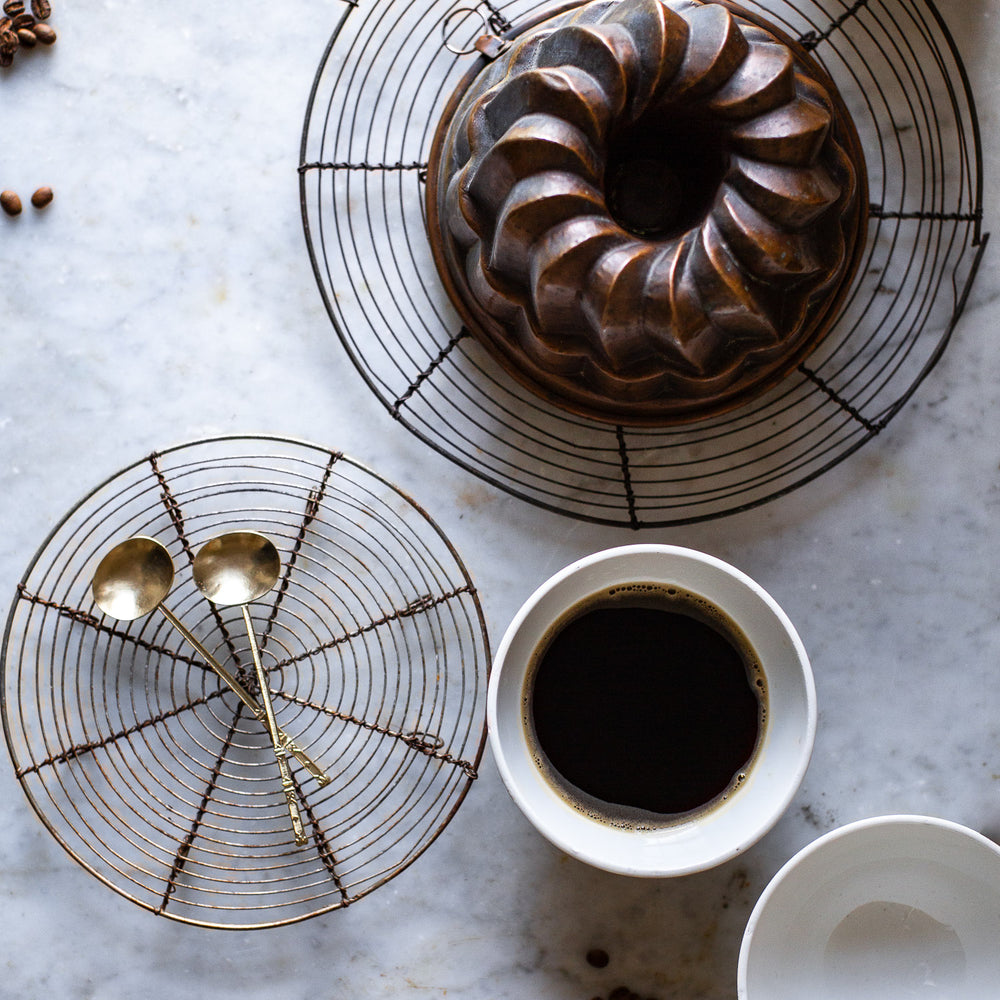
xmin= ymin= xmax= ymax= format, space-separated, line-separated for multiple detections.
xmin=1 ymin=435 xmax=489 ymax=929
xmin=299 ymin=0 xmax=986 ymax=527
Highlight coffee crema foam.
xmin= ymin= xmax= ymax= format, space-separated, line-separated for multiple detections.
xmin=522 ymin=583 xmax=768 ymax=830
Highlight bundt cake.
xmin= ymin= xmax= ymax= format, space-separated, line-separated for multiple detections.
xmin=426 ymin=0 xmax=867 ymax=424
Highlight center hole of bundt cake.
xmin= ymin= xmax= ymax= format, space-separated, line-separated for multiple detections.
xmin=606 ymin=116 xmax=729 ymax=240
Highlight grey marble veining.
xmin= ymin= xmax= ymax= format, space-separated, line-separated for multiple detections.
xmin=1 ymin=2 xmax=997 ymax=998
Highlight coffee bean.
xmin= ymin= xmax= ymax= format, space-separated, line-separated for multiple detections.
xmin=2 ymin=1 xmax=24 ymax=16
xmin=0 ymin=26 xmax=14 ymax=63
xmin=586 ymin=948 xmax=610 ymax=968
xmin=10 ymin=10 xmax=32 ymax=28
xmin=30 ymin=186 xmax=52 ymax=209
xmin=1 ymin=190 xmax=23 ymax=216
xmin=32 ymin=20 xmax=52 ymax=42
xmin=16 ymin=25 xmax=34 ymax=46
xmin=30 ymin=0 xmax=50 ymax=18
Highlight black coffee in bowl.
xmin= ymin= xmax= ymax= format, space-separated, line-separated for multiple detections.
xmin=524 ymin=584 xmax=766 ymax=823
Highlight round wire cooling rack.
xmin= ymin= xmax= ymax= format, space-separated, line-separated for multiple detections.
xmin=300 ymin=0 xmax=988 ymax=528
xmin=0 ymin=435 xmax=490 ymax=930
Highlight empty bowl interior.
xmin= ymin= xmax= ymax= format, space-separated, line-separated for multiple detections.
xmin=739 ymin=815 xmax=1000 ymax=999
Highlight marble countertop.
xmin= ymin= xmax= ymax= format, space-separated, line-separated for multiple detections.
xmin=1 ymin=1 xmax=996 ymax=997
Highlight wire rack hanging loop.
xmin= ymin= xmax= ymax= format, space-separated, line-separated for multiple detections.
xmin=441 ymin=6 xmax=509 ymax=56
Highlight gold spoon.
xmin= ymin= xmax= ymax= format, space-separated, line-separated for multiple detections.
xmin=192 ymin=531 xmax=307 ymax=846
xmin=91 ymin=537 xmax=330 ymax=791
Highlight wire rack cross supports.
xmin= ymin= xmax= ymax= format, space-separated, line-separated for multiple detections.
xmin=869 ymin=205 xmax=983 ymax=225
xmin=279 ymin=689 xmax=479 ymax=780
xmin=797 ymin=365 xmax=885 ymax=435
xmin=271 ymin=585 xmax=475 ymax=671
xmin=14 ymin=692 xmax=226 ymax=780
xmin=158 ymin=706 xmax=245 ymax=915
xmin=615 ymin=426 xmax=642 ymax=531
xmin=15 ymin=584 xmax=206 ymax=671
xmin=150 ymin=452 xmax=195 ymax=562
xmin=392 ymin=327 xmax=471 ymax=416
xmin=260 ymin=451 xmax=341 ymax=651
xmin=296 ymin=779 xmax=352 ymax=905
xmin=148 ymin=451 xmax=243 ymax=667
xmin=297 ymin=160 xmax=427 ymax=174
xmin=798 ymin=0 xmax=872 ymax=50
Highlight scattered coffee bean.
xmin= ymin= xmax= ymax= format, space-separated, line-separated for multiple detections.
xmin=30 ymin=185 xmax=52 ymax=209
xmin=0 ymin=0 xmax=52 ymax=63
xmin=586 ymin=948 xmax=610 ymax=969
xmin=1 ymin=190 xmax=23 ymax=216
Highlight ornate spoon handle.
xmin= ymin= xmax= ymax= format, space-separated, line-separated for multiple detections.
xmin=157 ymin=604 xmax=331 ymax=788
xmin=242 ymin=604 xmax=306 ymax=846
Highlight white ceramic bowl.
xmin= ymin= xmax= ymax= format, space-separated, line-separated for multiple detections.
xmin=739 ymin=815 xmax=1000 ymax=999
xmin=488 ymin=544 xmax=816 ymax=876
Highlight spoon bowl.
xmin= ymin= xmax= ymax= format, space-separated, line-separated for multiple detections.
xmin=92 ymin=536 xmax=175 ymax=621
xmin=191 ymin=531 xmax=280 ymax=607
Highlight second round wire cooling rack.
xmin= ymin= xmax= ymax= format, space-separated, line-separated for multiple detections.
xmin=1 ymin=436 xmax=490 ymax=930
xmin=299 ymin=0 xmax=988 ymax=528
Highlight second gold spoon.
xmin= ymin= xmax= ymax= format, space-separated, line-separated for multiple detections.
xmin=193 ymin=531 xmax=308 ymax=846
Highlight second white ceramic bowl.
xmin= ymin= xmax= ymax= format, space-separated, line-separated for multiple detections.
xmin=739 ymin=815 xmax=1000 ymax=999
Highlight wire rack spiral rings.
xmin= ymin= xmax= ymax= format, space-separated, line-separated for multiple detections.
xmin=1 ymin=435 xmax=489 ymax=929
xmin=300 ymin=0 xmax=987 ymax=528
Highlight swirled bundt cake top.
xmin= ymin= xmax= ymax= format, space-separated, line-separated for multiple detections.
xmin=426 ymin=0 xmax=867 ymax=424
